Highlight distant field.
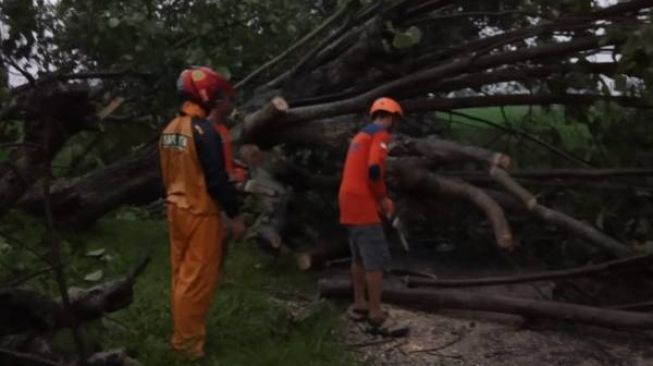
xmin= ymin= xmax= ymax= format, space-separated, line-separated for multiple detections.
xmin=435 ymin=105 xmax=595 ymax=165
xmin=437 ymin=106 xmax=564 ymax=128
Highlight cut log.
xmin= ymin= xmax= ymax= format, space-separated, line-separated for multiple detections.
xmin=406 ymin=254 xmax=653 ymax=288
xmin=242 ymin=96 xmax=289 ymax=142
xmin=295 ymin=230 xmax=350 ymax=271
xmin=319 ymin=278 xmax=653 ymax=329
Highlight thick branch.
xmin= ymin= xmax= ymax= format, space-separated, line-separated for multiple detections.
xmin=402 ymin=94 xmax=651 ymax=112
xmin=235 ymin=1 xmax=356 ymax=89
xmin=406 ymin=254 xmax=653 ymax=288
xmin=407 ymin=10 xmax=551 ymax=26
xmin=400 ymin=63 xmax=620 ymax=98
xmin=413 ymin=0 xmax=652 ymax=67
xmin=18 ymin=144 xmax=161 ymax=228
xmin=489 ymin=166 xmax=634 ymax=257
xmin=391 ymin=162 xmax=513 ymax=249
xmin=397 ymin=136 xmax=512 ymax=169
xmin=449 ymin=168 xmax=653 ymax=180
xmin=244 ymin=35 xmax=623 ymax=139
xmin=43 ymin=71 xmax=151 ymax=81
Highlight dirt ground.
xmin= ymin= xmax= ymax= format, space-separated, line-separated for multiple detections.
xmin=344 ymin=305 xmax=653 ymax=366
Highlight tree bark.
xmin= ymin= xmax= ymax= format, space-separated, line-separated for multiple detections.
xmin=18 ymin=145 xmax=161 ymax=228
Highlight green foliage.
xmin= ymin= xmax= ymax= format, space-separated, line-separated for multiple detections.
xmin=1 ymin=0 xmax=334 ymax=175
xmin=0 ymin=212 xmax=358 ymax=364
xmin=438 ymin=104 xmax=653 ymax=168
xmin=617 ymin=24 xmax=653 ymax=96
xmin=31 ymin=217 xmax=356 ymax=366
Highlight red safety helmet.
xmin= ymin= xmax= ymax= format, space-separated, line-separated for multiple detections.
xmin=177 ymin=66 xmax=234 ymax=109
xmin=369 ymin=97 xmax=403 ymax=117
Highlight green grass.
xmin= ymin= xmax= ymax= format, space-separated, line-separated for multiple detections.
xmin=3 ymin=214 xmax=357 ymax=366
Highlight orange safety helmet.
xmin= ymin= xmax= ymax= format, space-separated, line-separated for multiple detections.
xmin=369 ymin=97 xmax=403 ymax=117
xmin=177 ymin=66 xmax=234 ymax=109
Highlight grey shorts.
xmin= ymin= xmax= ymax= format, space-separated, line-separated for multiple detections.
xmin=348 ymin=225 xmax=391 ymax=270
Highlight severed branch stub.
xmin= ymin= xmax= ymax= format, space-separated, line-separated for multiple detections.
xmin=242 ymin=96 xmax=289 ymax=141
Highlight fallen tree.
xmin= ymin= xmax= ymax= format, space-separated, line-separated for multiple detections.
xmin=2 ymin=1 xmax=649 ymax=264
xmin=319 ymin=278 xmax=653 ymax=329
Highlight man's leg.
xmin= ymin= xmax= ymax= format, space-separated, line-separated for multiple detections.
xmin=365 ymin=269 xmax=384 ymax=319
xmin=355 ymin=225 xmax=390 ymax=320
xmin=171 ymin=211 xmax=222 ymax=359
xmin=348 ymin=228 xmax=368 ymax=312
xmin=358 ymin=225 xmax=409 ymax=336
xmin=351 ymin=261 xmax=368 ymax=311
xmin=168 ymin=205 xmax=188 ymax=347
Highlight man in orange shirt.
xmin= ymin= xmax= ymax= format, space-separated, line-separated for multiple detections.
xmin=160 ymin=66 xmax=245 ymax=359
xmin=338 ymin=97 xmax=407 ymax=336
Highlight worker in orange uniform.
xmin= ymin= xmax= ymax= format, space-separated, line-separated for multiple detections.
xmin=338 ymin=97 xmax=408 ymax=336
xmin=160 ymin=66 xmax=246 ymax=359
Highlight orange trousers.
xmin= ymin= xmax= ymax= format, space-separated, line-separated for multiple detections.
xmin=168 ymin=204 xmax=223 ymax=359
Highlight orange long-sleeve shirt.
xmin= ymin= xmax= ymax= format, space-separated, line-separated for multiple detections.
xmin=338 ymin=123 xmax=390 ymax=225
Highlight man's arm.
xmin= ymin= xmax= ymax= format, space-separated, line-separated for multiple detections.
xmin=192 ymin=118 xmax=239 ymax=218
xmin=368 ymin=131 xmax=391 ymax=200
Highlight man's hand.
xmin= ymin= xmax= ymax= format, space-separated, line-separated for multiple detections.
xmin=230 ymin=167 xmax=248 ymax=183
xmin=380 ymin=197 xmax=395 ymax=218
xmin=230 ymin=215 xmax=247 ymax=239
